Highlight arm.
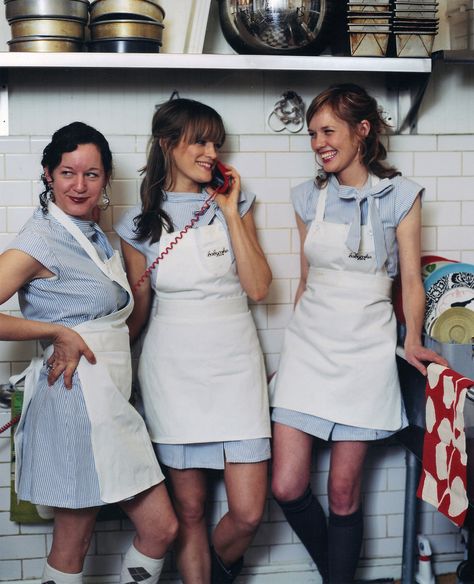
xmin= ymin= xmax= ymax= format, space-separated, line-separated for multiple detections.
xmin=213 ymin=167 xmax=272 ymax=302
xmin=397 ymin=196 xmax=448 ymax=375
xmin=294 ymin=213 xmax=309 ymax=306
xmin=120 ymin=240 xmax=152 ymax=342
xmin=0 ymin=249 xmax=95 ymax=388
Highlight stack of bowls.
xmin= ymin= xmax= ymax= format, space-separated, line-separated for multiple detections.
xmin=88 ymin=0 xmax=164 ymax=52
xmin=4 ymin=0 xmax=89 ymax=52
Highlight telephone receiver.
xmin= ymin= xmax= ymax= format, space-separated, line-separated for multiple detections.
xmin=209 ymin=160 xmax=232 ymax=194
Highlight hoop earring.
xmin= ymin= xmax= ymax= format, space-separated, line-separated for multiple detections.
xmin=98 ymin=188 xmax=110 ymax=211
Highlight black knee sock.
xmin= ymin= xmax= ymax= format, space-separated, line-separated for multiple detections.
xmin=276 ymin=485 xmax=328 ymax=581
xmin=210 ymin=546 xmax=243 ymax=584
xmin=328 ymin=508 xmax=363 ymax=584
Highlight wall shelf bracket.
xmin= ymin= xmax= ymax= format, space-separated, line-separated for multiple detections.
xmin=387 ymin=71 xmax=431 ymax=135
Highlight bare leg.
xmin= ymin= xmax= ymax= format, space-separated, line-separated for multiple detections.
xmin=120 ymin=482 xmax=178 ymax=559
xmin=212 ymin=460 xmax=267 ymax=566
xmin=272 ymin=422 xmax=328 ymax=580
xmin=168 ymin=468 xmax=210 ymax=584
xmin=47 ymin=507 xmax=99 ymax=572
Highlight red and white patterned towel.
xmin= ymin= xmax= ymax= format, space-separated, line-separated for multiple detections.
xmin=417 ymin=363 xmax=474 ymax=526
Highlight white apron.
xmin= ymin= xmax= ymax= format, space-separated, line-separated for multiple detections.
xmin=14 ymin=203 xmax=164 ymax=503
xmin=138 ymin=222 xmax=271 ymax=444
xmin=271 ymin=182 xmax=402 ymax=431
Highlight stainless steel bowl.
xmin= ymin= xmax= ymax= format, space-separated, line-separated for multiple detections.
xmin=218 ymin=0 xmax=335 ymax=55
xmin=5 ymin=0 xmax=89 ymax=22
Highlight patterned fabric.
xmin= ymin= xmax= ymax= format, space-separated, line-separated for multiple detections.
xmin=155 ymin=438 xmax=271 ymax=470
xmin=417 ymin=363 xmax=474 ymax=526
xmin=114 ymin=189 xmax=255 ymax=269
xmin=7 ymin=208 xmax=128 ymax=331
xmin=8 ymin=208 xmax=127 ymax=508
xmin=272 ymin=406 xmax=407 ymax=441
xmin=291 ymin=174 xmax=423 ymax=277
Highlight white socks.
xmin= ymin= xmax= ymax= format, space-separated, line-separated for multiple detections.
xmin=120 ymin=544 xmax=165 ymax=584
xmin=42 ymin=562 xmax=83 ymax=584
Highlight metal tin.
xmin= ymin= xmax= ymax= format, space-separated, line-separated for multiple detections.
xmin=10 ymin=18 xmax=85 ymax=40
xmin=90 ymin=0 xmax=165 ymax=23
xmin=5 ymin=0 xmax=89 ymax=23
xmin=88 ymin=38 xmax=161 ymax=52
xmin=89 ymin=19 xmax=164 ymax=41
xmin=8 ymin=35 xmax=83 ymax=51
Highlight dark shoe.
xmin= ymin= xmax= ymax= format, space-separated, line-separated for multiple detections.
xmin=210 ymin=546 xmax=243 ymax=584
xmin=457 ymin=560 xmax=474 ymax=583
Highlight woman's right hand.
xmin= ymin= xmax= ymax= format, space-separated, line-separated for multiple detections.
xmin=47 ymin=326 xmax=96 ymax=389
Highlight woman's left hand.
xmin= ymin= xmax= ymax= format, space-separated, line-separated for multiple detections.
xmin=208 ymin=164 xmax=241 ymax=218
xmin=404 ymin=341 xmax=449 ymax=376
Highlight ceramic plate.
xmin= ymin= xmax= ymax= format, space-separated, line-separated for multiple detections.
xmin=431 ymin=307 xmax=474 ymax=344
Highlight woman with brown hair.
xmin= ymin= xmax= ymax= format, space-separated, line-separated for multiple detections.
xmin=270 ymin=83 xmax=446 ymax=583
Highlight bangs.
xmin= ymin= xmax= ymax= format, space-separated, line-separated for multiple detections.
xmin=183 ymin=115 xmax=226 ymax=147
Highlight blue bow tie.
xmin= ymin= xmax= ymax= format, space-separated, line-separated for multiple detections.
xmin=337 ymin=177 xmax=394 ymax=270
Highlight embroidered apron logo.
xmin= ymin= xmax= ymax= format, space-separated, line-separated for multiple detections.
xmin=349 ymin=252 xmax=372 ymax=261
xmin=207 ymin=247 xmax=229 ymax=257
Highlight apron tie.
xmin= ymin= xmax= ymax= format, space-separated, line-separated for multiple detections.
xmin=338 ymin=178 xmax=393 ymax=270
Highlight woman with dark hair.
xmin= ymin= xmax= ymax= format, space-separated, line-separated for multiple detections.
xmin=270 ymin=84 xmax=446 ymax=583
xmin=0 ymin=122 xmax=177 ymax=584
xmin=115 ymin=98 xmax=272 ymax=584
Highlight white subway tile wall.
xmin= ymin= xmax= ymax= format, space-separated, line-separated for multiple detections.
xmin=0 ymin=130 xmax=472 ymax=583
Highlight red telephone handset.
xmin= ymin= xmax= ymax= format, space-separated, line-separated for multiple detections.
xmin=209 ymin=160 xmax=232 ymax=194
xmin=133 ymin=160 xmax=232 ymax=291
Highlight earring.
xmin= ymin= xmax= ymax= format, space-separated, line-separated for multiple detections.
xmin=41 ymin=173 xmax=55 ymax=202
xmin=98 ymin=188 xmax=110 ymax=210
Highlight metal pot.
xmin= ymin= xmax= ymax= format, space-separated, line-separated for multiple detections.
xmin=8 ymin=36 xmax=83 ymax=51
xmin=90 ymin=0 xmax=165 ymax=23
xmin=88 ymin=38 xmax=161 ymax=52
xmin=5 ymin=0 xmax=89 ymax=23
xmin=89 ymin=19 xmax=164 ymax=41
xmin=10 ymin=18 xmax=84 ymax=40
xmin=218 ymin=0 xmax=336 ymax=55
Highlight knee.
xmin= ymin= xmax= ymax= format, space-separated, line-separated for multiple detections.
xmin=229 ymin=506 xmax=264 ymax=537
xmin=160 ymin=515 xmax=179 ymax=547
xmin=176 ymin=498 xmax=206 ymax=527
xmin=328 ymin=480 xmax=359 ymax=515
xmin=272 ymin=475 xmax=307 ymax=504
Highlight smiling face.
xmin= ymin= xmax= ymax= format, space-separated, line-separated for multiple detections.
xmin=308 ymin=105 xmax=369 ymax=187
xmin=169 ymin=137 xmax=221 ymax=193
xmin=44 ymin=143 xmax=108 ymax=220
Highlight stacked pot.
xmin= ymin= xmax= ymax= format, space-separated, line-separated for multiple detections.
xmin=88 ymin=0 xmax=164 ymax=52
xmin=4 ymin=0 xmax=89 ymax=52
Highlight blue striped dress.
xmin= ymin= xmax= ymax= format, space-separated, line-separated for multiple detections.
xmin=115 ymin=190 xmax=270 ymax=470
xmin=272 ymin=173 xmax=422 ymax=441
xmin=7 ymin=208 xmax=128 ymax=508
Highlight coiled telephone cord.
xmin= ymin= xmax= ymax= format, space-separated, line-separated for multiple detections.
xmin=132 ymin=190 xmax=216 ymax=292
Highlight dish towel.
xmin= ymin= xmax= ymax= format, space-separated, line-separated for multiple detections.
xmin=417 ymin=363 xmax=474 ymax=526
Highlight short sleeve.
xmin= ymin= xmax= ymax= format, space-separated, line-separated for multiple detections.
xmin=238 ymin=190 xmax=256 ymax=218
xmin=392 ymin=175 xmax=424 ymax=226
xmin=114 ymin=205 xmax=150 ymax=256
xmin=290 ymin=180 xmax=318 ymax=224
xmin=6 ymin=217 xmax=60 ymax=275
